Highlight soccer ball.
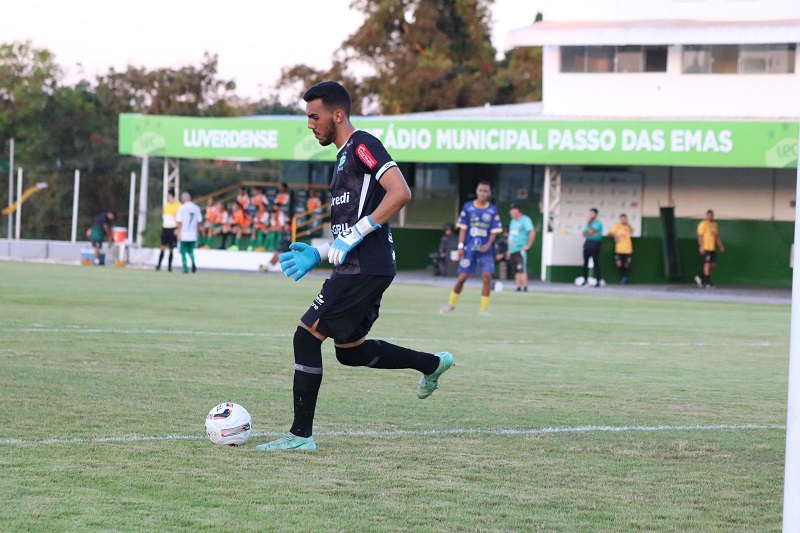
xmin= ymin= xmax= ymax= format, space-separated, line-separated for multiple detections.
xmin=205 ymin=402 xmax=252 ymax=446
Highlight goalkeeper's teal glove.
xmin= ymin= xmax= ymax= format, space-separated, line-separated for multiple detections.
xmin=279 ymin=242 xmax=329 ymax=281
xmin=328 ymin=216 xmax=381 ymax=266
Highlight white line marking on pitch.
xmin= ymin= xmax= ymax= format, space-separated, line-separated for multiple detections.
xmin=0 ymin=325 xmax=785 ymax=348
xmin=0 ymin=424 xmax=784 ymax=446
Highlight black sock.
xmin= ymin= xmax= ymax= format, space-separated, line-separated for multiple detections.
xmin=168 ymin=251 xmax=173 ymax=270
xmin=157 ymin=250 xmax=164 ymax=267
xmin=335 ymin=340 xmax=439 ymax=374
xmin=290 ymin=327 xmax=323 ymax=438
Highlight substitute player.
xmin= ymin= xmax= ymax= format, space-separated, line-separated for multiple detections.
xmin=695 ymin=209 xmax=725 ymax=288
xmin=256 ymin=81 xmax=453 ymax=452
xmin=439 ymin=181 xmax=503 ymax=315
xmin=608 ymin=213 xmax=633 ymax=284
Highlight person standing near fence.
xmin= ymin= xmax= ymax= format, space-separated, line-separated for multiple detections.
xmin=508 ymin=203 xmax=536 ymax=291
xmin=608 ymin=213 xmax=633 ymax=284
xmin=695 ymin=209 xmax=725 ymax=288
xmin=581 ymin=208 xmax=603 ymax=287
xmin=88 ymin=211 xmax=115 ymax=265
xmin=176 ymin=192 xmax=203 ymax=274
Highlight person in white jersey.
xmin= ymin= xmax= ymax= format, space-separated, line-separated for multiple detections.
xmin=175 ymin=192 xmax=203 ymax=274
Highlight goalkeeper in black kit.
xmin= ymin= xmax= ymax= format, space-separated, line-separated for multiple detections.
xmin=256 ymin=81 xmax=454 ymax=451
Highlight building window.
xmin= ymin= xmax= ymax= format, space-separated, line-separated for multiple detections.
xmin=561 ymin=46 xmax=668 ymax=73
xmin=683 ymin=44 xmax=796 ymax=74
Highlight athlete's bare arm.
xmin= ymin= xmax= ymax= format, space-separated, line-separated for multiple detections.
xmin=368 ymin=167 xmax=412 ymax=224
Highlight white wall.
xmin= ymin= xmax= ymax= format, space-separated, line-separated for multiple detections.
xmin=631 ymin=166 xmax=796 ymax=220
xmin=542 ymin=45 xmax=800 ymax=118
xmin=534 ymin=0 xmax=800 ymax=22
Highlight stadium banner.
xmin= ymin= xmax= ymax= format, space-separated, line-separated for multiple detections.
xmin=118 ymin=114 xmax=798 ymax=168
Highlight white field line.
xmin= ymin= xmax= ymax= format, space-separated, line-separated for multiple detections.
xmin=0 ymin=324 xmax=785 ymax=348
xmin=0 ymin=424 xmax=784 ymax=446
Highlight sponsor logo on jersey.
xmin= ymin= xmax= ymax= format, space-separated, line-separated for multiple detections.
xmin=331 ymin=191 xmax=350 ymax=206
xmin=330 ymin=222 xmax=350 ymax=236
xmin=356 ymin=144 xmax=378 ymax=169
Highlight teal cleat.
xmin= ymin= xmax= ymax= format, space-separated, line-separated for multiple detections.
xmin=417 ymin=352 xmax=454 ymax=399
xmin=255 ymin=433 xmax=317 ymax=451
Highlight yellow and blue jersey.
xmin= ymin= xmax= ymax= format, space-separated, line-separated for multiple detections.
xmin=457 ymin=201 xmax=503 ymax=252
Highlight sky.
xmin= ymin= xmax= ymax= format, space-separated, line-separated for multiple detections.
xmin=4 ymin=0 xmax=541 ymax=103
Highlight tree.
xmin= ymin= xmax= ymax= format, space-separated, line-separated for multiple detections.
xmin=494 ymin=46 xmax=543 ymax=105
xmin=93 ymin=52 xmax=242 ymax=117
xmin=276 ymin=0 xmax=541 ymax=114
xmin=1 ymin=44 xmax=250 ymax=240
xmin=0 ymin=42 xmax=63 ymax=164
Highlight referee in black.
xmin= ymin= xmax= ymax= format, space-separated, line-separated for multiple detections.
xmin=256 ymin=81 xmax=454 ymax=451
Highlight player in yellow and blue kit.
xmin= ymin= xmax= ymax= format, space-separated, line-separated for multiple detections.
xmin=440 ymin=181 xmax=503 ymax=316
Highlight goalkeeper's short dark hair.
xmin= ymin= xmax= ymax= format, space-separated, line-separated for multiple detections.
xmin=303 ymin=81 xmax=352 ymax=117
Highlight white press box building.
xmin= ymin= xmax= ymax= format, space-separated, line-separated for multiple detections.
xmin=505 ymin=0 xmax=800 ymax=286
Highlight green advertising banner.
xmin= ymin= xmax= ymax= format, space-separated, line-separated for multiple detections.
xmin=119 ymin=113 xmax=799 ymax=169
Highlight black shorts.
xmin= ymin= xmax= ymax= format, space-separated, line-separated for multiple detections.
xmin=510 ymin=251 xmax=526 ymax=273
xmin=161 ymin=228 xmax=177 ymax=247
xmin=702 ymin=250 xmax=717 ymax=264
xmin=301 ymin=273 xmax=393 ymax=344
xmin=614 ymin=253 xmax=632 ymax=266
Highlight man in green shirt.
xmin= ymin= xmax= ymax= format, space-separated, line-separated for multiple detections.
xmin=508 ymin=204 xmax=536 ymax=291
xmin=582 ymin=208 xmax=603 ymax=287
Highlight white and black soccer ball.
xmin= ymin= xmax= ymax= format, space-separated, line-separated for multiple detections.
xmin=205 ymin=402 xmax=252 ymax=446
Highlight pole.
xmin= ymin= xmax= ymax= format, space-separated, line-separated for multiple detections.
xmin=541 ymin=166 xmax=551 ymax=282
xmin=7 ymin=138 xmax=13 ymax=240
xmin=782 ymin=124 xmax=800 ymax=530
xmin=137 ymin=156 xmax=149 ymax=245
xmin=14 ymin=168 xmax=22 ymax=240
xmin=128 ymin=171 xmax=136 ymax=243
xmin=70 ymin=170 xmax=80 ymax=243
xmin=125 ymin=171 xmax=136 ymax=263
xmin=163 ymin=158 xmax=169 ymax=205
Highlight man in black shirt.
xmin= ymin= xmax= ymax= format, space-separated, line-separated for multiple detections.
xmin=256 ymin=81 xmax=454 ymax=451
xmin=88 ymin=211 xmax=115 ymax=265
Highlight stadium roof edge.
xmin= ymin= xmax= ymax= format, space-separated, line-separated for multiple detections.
xmin=507 ymin=19 xmax=800 ymax=46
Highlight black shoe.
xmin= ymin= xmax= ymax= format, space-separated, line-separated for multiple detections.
xmin=168 ymin=266 xmax=172 ymax=272
xmin=516 ymin=287 xmax=521 ymax=292
xmin=192 ymin=264 xmax=197 ymax=273
xmin=155 ymin=265 xmax=160 ymax=271
xmin=523 ymin=287 xmax=528 ymax=292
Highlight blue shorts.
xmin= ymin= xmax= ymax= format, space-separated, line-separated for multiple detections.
xmin=458 ymin=249 xmax=495 ymax=275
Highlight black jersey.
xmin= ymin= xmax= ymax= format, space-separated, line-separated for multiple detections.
xmin=330 ymin=130 xmax=398 ymax=276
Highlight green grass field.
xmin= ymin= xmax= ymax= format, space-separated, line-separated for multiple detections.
xmin=0 ymin=261 xmax=789 ymax=532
